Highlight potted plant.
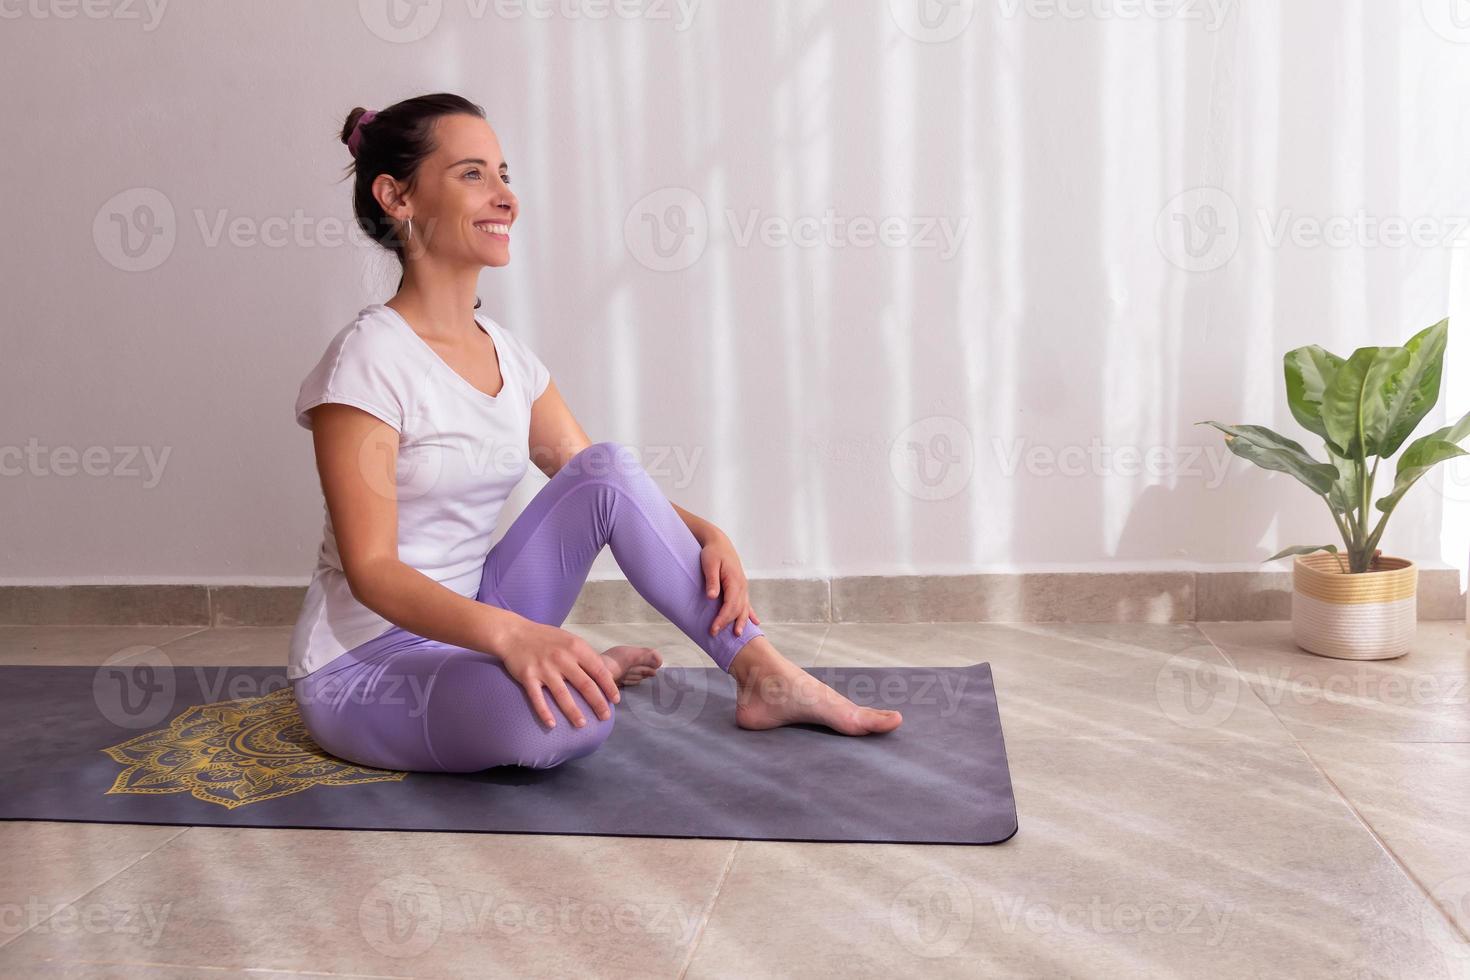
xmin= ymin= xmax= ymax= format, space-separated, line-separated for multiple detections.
xmin=1200 ymin=316 xmax=1469 ymax=660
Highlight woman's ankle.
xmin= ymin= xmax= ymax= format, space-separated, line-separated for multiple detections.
xmin=729 ymin=635 xmax=782 ymax=682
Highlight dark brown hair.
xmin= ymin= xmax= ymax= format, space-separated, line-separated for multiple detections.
xmin=339 ymin=93 xmax=487 ymax=298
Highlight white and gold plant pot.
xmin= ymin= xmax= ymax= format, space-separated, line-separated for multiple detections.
xmin=1291 ymin=553 xmax=1417 ymax=660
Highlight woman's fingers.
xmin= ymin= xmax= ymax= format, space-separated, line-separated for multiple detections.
xmin=710 ymin=596 xmax=733 ymax=636
xmin=567 ymin=661 xmax=614 ymax=721
xmin=702 ymin=552 xmax=721 ymax=599
xmin=545 ymin=675 xmax=588 ymax=728
xmin=716 ymin=586 xmax=753 ymax=636
xmin=586 ymin=651 xmax=621 ymax=706
xmin=524 ymin=678 xmax=557 ymax=729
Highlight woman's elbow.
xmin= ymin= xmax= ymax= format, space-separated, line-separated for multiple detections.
xmin=342 ymin=555 xmax=399 ymax=611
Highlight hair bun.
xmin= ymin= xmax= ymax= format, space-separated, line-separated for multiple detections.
xmin=341 ymin=107 xmax=365 ymax=146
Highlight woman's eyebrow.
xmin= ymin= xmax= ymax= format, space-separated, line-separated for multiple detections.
xmin=446 ymin=158 xmax=508 ymax=169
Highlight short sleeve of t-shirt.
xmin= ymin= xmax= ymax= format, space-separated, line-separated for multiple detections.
xmin=529 ymin=344 xmax=550 ymax=399
xmin=294 ymin=324 xmax=407 ymax=432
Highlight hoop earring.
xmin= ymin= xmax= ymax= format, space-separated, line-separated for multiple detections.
xmin=406 ymin=216 xmax=414 ymax=243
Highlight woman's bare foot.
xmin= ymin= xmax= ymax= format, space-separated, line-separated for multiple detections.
xmin=599 ymin=645 xmax=663 ymax=687
xmin=729 ymin=637 xmax=902 ymax=735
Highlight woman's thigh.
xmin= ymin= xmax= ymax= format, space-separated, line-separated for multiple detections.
xmin=293 ymin=632 xmax=615 ymax=773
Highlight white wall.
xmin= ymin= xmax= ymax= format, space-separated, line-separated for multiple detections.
xmin=2 ymin=0 xmax=1468 ymax=584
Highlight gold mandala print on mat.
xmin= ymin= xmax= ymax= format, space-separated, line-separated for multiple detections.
xmin=101 ymin=686 xmax=406 ymax=809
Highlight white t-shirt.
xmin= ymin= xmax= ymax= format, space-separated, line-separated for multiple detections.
xmin=288 ymin=303 xmax=551 ymax=680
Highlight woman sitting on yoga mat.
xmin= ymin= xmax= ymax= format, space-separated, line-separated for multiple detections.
xmin=288 ymin=93 xmax=902 ymax=773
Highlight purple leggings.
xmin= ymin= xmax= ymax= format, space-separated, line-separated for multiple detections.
xmin=292 ymin=441 xmax=764 ymax=772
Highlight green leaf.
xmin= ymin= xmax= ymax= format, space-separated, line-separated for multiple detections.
xmin=1377 ymin=317 xmax=1449 ymax=458
xmin=1284 ymin=345 xmax=1346 ymax=453
xmin=1266 ymin=543 xmax=1340 ymax=562
xmin=1374 ymin=407 xmax=1470 ymax=513
xmin=1196 ymin=421 xmax=1340 ymax=495
xmin=1325 ymin=442 xmax=1359 ymax=515
xmin=1321 ymin=346 xmax=1411 ymax=458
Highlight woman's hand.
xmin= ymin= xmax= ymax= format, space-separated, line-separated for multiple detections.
xmin=495 ymin=617 xmax=620 ymax=730
xmin=700 ymin=533 xmax=761 ymax=638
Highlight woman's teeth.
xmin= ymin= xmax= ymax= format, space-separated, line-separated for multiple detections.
xmin=475 ymin=222 xmax=510 ymax=237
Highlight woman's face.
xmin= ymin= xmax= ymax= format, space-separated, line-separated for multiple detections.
xmin=394 ymin=113 xmax=518 ymax=269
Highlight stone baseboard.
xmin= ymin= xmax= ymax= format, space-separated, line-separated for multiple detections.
xmin=0 ymin=569 xmax=1462 ymax=626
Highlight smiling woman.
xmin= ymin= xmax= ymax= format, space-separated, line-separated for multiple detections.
xmin=287 ymin=92 xmax=902 ymax=776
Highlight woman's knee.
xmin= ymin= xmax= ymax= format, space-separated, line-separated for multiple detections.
xmin=566 ymin=440 xmax=643 ymax=485
xmin=521 ymin=705 xmax=617 ymax=769
xmin=425 ymin=655 xmax=618 ymax=771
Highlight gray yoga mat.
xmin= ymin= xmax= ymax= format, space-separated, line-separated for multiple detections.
xmin=0 ymin=661 xmax=1018 ymax=844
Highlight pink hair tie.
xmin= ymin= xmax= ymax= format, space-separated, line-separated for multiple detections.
xmin=347 ymin=109 xmax=378 ymax=158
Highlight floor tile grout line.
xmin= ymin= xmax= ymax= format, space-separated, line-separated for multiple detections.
xmin=0 ymin=824 xmax=194 ymax=955
xmin=1187 ymin=623 xmax=1296 ymax=739
xmin=158 ymin=625 xmax=215 ymax=647
xmin=809 ymin=622 xmax=833 ymax=667
xmin=676 ymin=840 xmax=741 ymax=980
xmin=1191 ymin=622 xmax=1470 ymax=949
xmin=1291 ymin=740 xmax=1470 ymax=949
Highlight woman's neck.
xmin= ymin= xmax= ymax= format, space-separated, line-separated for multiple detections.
xmin=387 ymin=266 xmax=483 ymax=342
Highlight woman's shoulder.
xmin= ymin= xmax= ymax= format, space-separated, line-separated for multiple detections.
xmin=310 ymin=304 xmax=411 ymax=362
xmin=294 ymin=305 xmax=415 ymax=431
xmin=339 ymin=303 xmax=405 ymax=344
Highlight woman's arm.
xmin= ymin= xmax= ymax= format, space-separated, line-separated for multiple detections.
xmin=669 ymin=501 xmax=725 ymax=546
xmin=526 ymin=380 xmax=723 ymax=544
xmin=308 ymin=402 xmax=525 ymax=654
xmin=527 ymin=379 xmax=593 ymax=479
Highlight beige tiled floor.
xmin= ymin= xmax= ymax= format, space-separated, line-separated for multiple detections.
xmin=0 ymin=620 xmax=1466 ymax=978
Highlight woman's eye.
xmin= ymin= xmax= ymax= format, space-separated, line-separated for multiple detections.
xmin=500 ymin=172 xmax=511 ymax=185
